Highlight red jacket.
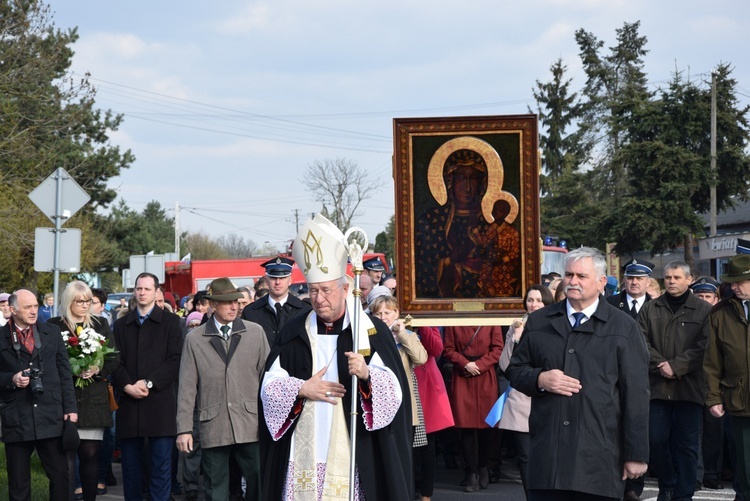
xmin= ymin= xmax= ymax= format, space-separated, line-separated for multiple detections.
xmin=443 ymin=326 xmax=504 ymax=428
xmin=413 ymin=327 xmax=454 ymax=434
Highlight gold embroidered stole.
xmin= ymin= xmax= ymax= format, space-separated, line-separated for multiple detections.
xmin=292 ymin=313 xmax=351 ymax=500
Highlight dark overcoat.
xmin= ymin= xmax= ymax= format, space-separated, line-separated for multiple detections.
xmin=241 ymin=294 xmax=311 ymax=348
xmin=112 ymin=306 xmax=183 ymax=438
xmin=258 ymin=313 xmax=413 ymax=501
xmin=0 ymin=321 xmax=77 ymax=442
xmin=47 ymin=315 xmax=118 ymax=428
xmin=507 ymin=297 xmax=650 ymax=498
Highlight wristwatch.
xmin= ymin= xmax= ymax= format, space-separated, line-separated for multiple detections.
xmin=144 ymin=379 xmax=153 ymax=389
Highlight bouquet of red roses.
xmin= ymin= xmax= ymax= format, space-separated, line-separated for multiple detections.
xmin=62 ymin=326 xmax=117 ymax=388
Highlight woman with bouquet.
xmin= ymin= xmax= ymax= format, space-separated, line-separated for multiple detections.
xmin=48 ymin=281 xmax=118 ymax=501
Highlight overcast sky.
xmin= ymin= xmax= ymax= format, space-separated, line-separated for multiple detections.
xmin=48 ymin=0 xmax=750 ymax=254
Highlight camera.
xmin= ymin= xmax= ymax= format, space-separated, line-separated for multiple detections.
xmin=22 ymin=367 xmax=44 ymax=397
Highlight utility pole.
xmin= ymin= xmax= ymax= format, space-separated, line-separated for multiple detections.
xmin=294 ymin=208 xmax=300 ymax=233
xmin=710 ymin=70 xmax=718 ymax=237
xmin=175 ymin=201 xmax=181 ymax=258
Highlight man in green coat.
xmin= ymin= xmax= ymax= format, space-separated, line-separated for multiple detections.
xmin=704 ymin=254 xmax=750 ymax=501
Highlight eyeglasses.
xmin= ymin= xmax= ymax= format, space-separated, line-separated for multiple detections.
xmin=73 ymin=299 xmax=93 ymax=306
xmin=308 ymin=284 xmax=343 ymax=299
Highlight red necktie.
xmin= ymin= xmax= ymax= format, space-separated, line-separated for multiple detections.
xmin=18 ymin=327 xmax=34 ymax=353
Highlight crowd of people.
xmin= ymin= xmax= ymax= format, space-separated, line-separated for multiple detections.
xmin=2 ymin=220 xmax=750 ymax=501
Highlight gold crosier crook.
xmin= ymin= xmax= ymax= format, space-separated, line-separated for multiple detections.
xmin=344 ymin=226 xmax=367 ymax=501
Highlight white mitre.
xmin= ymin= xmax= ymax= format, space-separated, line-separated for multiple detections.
xmin=293 ymin=213 xmax=374 ymax=355
xmin=292 ymin=213 xmax=349 ymax=283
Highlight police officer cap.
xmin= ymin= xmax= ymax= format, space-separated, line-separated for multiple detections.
xmin=737 ymin=238 xmax=750 ymax=255
xmin=262 ymin=256 xmax=294 ymax=278
xmin=622 ymin=258 xmax=655 ymax=277
xmin=363 ymin=257 xmax=385 ymax=272
xmin=689 ymin=276 xmax=719 ymax=294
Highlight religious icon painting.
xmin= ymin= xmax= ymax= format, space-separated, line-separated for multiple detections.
xmin=393 ymin=115 xmax=540 ymax=325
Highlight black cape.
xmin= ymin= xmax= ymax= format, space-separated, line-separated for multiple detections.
xmin=259 ymin=312 xmax=413 ymax=501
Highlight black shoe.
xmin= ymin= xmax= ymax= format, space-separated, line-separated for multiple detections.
xmin=73 ymin=491 xmax=83 ymax=501
xmin=656 ymin=489 xmax=673 ymax=501
xmin=465 ymin=474 xmax=479 ymax=493
xmin=703 ymin=478 xmax=724 ymax=490
xmin=478 ymin=468 xmax=489 ymax=489
xmin=97 ymin=485 xmax=107 ymax=495
xmin=624 ymin=490 xmax=641 ymax=501
xmin=489 ymin=466 xmax=500 ymax=484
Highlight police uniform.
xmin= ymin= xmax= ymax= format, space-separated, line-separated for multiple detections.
xmin=607 ymin=259 xmax=655 ymax=320
xmin=241 ymin=257 xmax=311 ymax=348
xmin=363 ymin=256 xmax=386 ymax=284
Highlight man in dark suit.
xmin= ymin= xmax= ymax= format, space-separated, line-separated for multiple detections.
xmin=0 ymin=289 xmax=78 ymax=500
xmin=608 ymin=258 xmax=655 ymax=319
xmin=241 ymin=256 xmax=311 ymax=347
xmin=507 ymin=247 xmax=650 ymax=501
xmin=113 ymin=272 xmax=183 ymax=501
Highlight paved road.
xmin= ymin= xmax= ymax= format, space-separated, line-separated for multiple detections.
xmin=99 ymin=458 xmax=738 ymax=500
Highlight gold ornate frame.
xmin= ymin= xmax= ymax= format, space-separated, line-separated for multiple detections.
xmin=393 ymin=115 xmax=540 ymax=326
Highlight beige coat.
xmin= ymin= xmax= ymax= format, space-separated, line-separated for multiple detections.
xmin=176 ymin=317 xmax=270 ymax=448
xmin=395 ymin=328 xmax=428 ymax=426
xmin=498 ymin=320 xmax=531 ymax=432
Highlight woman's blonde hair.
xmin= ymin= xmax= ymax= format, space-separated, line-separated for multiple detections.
xmin=368 ymin=294 xmax=398 ymax=314
xmin=59 ymin=281 xmax=94 ymax=331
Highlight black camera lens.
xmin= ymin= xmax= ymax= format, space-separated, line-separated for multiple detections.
xmin=24 ymin=368 xmax=43 ymax=397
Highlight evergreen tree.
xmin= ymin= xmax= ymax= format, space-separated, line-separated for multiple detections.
xmin=605 ymin=66 xmax=750 ymax=260
xmin=373 ymin=215 xmax=396 ymax=269
xmin=0 ymin=0 xmax=134 ymax=290
xmin=106 ymin=201 xmax=175 ymax=270
xmin=575 ymin=21 xmax=652 ymax=243
xmin=530 ymin=58 xmax=589 ymax=194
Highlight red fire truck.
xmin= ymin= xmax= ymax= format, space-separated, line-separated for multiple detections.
xmin=163 ymin=253 xmax=390 ymax=298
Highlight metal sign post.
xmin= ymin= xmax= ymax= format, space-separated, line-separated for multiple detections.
xmin=29 ymin=168 xmax=90 ymax=316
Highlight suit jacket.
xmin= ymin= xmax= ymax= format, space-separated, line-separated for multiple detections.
xmin=241 ymin=294 xmax=311 ymax=348
xmin=0 ymin=321 xmax=77 ymax=442
xmin=507 ymin=297 xmax=650 ymax=498
xmin=607 ymin=291 xmax=652 ymax=319
xmin=176 ymin=316 xmax=270 ymax=448
xmin=112 ymin=306 xmax=183 ymax=438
